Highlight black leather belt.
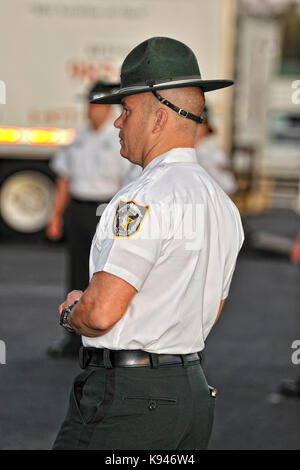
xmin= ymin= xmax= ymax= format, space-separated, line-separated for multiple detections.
xmin=79 ymin=347 xmax=201 ymax=369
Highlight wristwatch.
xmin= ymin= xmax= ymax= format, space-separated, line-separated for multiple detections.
xmin=59 ymin=300 xmax=79 ymax=332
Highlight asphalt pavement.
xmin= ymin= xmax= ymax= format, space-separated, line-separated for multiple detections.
xmin=0 ymin=209 xmax=299 ymax=450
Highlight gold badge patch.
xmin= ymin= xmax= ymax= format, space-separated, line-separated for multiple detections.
xmin=113 ymin=200 xmax=149 ymax=237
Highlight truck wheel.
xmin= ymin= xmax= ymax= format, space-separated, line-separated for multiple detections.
xmin=0 ymin=166 xmax=54 ymax=238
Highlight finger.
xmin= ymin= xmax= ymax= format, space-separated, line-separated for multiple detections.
xmin=58 ymin=302 xmax=67 ymax=315
xmin=66 ymin=293 xmax=75 ymax=304
xmin=72 ymin=290 xmax=83 ymax=298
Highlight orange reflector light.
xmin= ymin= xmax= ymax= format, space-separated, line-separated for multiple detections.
xmin=28 ymin=128 xmax=60 ymax=145
xmin=0 ymin=126 xmax=22 ymax=144
xmin=0 ymin=126 xmax=75 ymax=146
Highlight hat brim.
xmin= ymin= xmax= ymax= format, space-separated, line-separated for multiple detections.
xmin=90 ymin=78 xmax=233 ymax=104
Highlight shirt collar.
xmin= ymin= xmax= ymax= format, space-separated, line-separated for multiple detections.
xmin=143 ymin=148 xmax=198 ymax=173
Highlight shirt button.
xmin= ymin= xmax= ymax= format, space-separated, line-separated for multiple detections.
xmin=148 ymin=400 xmax=157 ymax=411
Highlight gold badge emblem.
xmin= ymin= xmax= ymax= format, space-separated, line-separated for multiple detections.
xmin=113 ymin=200 xmax=149 ymax=237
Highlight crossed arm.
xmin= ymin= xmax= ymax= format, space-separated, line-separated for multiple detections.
xmin=60 ymin=271 xmax=137 ymax=337
xmin=59 ymin=271 xmax=225 ymax=337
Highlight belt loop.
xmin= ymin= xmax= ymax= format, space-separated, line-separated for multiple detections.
xmin=79 ymin=346 xmax=91 ymax=369
xmin=103 ymin=348 xmax=113 ymax=369
xmin=181 ymin=354 xmax=188 ymax=368
xmin=149 ymin=353 xmax=159 ymax=369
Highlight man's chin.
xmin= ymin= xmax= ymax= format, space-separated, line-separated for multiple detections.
xmin=120 ymin=151 xmax=137 ymax=165
xmin=120 ymin=150 xmax=130 ymax=161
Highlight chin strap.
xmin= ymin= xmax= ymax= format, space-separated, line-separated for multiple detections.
xmin=151 ymin=90 xmax=203 ymax=124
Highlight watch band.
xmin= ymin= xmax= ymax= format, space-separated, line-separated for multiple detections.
xmin=59 ymin=300 xmax=79 ymax=332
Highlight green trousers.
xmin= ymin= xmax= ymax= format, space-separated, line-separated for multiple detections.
xmin=52 ymin=361 xmax=215 ymax=450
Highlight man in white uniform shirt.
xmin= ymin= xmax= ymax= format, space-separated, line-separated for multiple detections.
xmin=52 ymin=37 xmax=244 ymax=450
xmin=46 ymin=81 xmax=133 ymax=357
xmin=195 ymin=106 xmax=236 ymax=196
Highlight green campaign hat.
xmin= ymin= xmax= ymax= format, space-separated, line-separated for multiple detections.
xmin=90 ymin=37 xmax=233 ymax=104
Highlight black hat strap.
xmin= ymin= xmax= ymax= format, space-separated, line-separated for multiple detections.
xmin=151 ymin=90 xmax=203 ymax=124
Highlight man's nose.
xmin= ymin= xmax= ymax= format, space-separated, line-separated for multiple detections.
xmin=114 ymin=114 xmax=123 ymax=129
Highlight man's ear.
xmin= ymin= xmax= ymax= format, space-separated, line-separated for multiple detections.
xmin=152 ymin=108 xmax=168 ymax=133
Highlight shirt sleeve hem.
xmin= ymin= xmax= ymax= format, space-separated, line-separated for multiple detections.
xmin=100 ymin=262 xmax=142 ymax=291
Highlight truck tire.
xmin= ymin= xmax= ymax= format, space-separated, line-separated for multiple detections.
xmin=0 ymin=160 xmax=55 ymax=239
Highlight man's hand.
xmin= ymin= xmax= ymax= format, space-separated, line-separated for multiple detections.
xmin=59 ymin=290 xmax=84 ymax=315
xmin=46 ymin=215 xmax=63 ymax=240
xmin=46 ymin=176 xmax=70 ymax=240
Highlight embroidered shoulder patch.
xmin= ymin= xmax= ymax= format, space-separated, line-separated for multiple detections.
xmin=113 ymin=200 xmax=149 ymax=237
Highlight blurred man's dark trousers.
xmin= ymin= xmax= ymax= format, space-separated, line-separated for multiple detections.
xmin=52 ymin=352 xmax=215 ymax=450
xmin=65 ymin=198 xmax=104 ymax=292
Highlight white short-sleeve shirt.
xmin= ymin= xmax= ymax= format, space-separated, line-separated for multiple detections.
xmin=50 ymin=121 xmax=132 ymax=200
xmin=83 ymin=148 xmax=244 ymax=354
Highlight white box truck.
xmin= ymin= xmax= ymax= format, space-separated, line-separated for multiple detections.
xmin=0 ymin=0 xmax=235 ymax=237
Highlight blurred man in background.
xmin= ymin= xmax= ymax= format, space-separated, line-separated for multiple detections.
xmin=195 ymin=106 xmax=236 ymax=197
xmin=46 ymin=80 xmax=133 ymax=358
